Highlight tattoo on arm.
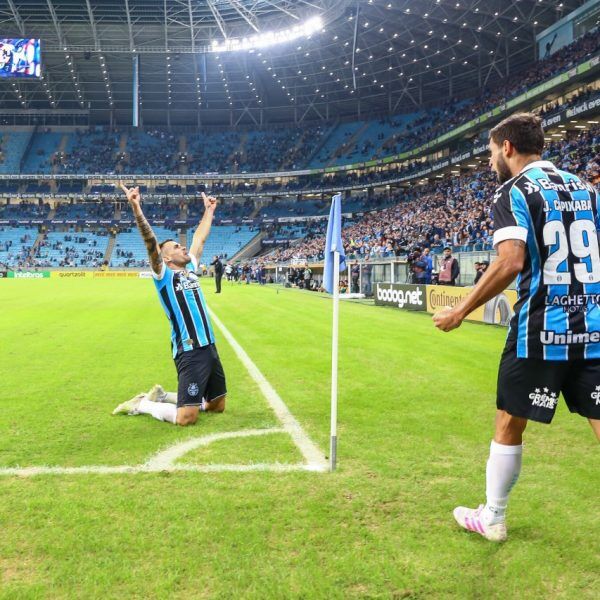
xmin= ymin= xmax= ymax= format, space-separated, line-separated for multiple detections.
xmin=135 ymin=212 xmax=162 ymax=273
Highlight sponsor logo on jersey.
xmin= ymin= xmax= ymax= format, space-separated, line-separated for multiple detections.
xmin=591 ymin=386 xmax=600 ymax=405
xmin=540 ymin=330 xmax=600 ymax=344
xmin=537 ymin=177 xmax=594 ymax=194
xmin=523 ymin=181 xmax=540 ymax=194
xmin=175 ymin=273 xmax=201 ymax=292
xmin=529 ymin=388 xmax=558 ymax=409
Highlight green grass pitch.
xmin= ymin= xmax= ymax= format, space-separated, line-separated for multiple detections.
xmin=0 ymin=278 xmax=598 ymax=598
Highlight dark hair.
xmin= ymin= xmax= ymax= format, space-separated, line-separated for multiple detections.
xmin=159 ymin=238 xmax=175 ymax=250
xmin=489 ymin=112 xmax=544 ymax=155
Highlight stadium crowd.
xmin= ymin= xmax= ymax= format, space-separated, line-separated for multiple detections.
xmin=266 ymin=126 xmax=600 ymax=263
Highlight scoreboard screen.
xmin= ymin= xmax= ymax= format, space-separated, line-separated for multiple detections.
xmin=0 ymin=39 xmax=41 ymax=78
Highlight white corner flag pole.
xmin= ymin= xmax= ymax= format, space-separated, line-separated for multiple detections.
xmin=330 ymin=250 xmax=340 ymax=472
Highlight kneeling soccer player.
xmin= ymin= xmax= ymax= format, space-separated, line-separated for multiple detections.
xmin=112 ymin=184 xmax=227 ymax=426
xmin=433 ymin=113 xmax=600 ymax=541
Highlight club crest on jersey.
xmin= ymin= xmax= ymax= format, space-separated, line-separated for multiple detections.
xmin=188 ymin=382 xmax=199 ymax=397
xmin=529 ymin=387 xmax=558 ymax=409
xmin=591 ymin=386 xmax=600 ymax=405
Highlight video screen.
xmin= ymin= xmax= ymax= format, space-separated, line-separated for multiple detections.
xmin=0 ymin=39 xmax=41 ymax=78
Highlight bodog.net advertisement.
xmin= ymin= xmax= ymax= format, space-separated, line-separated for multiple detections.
xmin=426 ymin=285 xmax=518 ymax=326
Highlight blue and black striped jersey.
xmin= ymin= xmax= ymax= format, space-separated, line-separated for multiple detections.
xmin=492 ymin=160 xmax=600 ymax=360
xmin=152 ymin=257 xmax=215 ymax=358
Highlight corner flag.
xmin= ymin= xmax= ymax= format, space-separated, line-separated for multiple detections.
xmin=323 ymin=193 xmax=345 ymax=472
xmin=323 ymin=193 xmax=346 ymax=294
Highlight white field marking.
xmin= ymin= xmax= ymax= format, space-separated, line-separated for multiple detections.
xmin=0 ymin=429 xmax=326 ymax=477
xmin=208 ymin=307 xmax=328 ymax=471
xmin=145 ymin=427 xmax=284 ymax=469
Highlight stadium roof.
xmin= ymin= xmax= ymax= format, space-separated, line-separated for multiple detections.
xmin=0 ymin=0 xmax=588 ymax=126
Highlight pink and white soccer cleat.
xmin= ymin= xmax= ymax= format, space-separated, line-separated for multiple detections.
xmin=453 ymin=505 xmax=507 ymax=542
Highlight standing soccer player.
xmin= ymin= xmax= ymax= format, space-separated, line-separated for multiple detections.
xmin=433 ymin=113 xmax=600 ymax=541
xmin=112 ymin=185 xmax=227 ymax=426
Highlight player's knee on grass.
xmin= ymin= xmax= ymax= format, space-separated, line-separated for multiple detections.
xmin=494 ymin=410 xmax=527 ymax=445
xmin=176 ymin=407 xmax=199 ymax=426
xmin=589 ymin=418 xmax=600 ymax=441
xmin=206 ymin=394 xmax=226 ymax=413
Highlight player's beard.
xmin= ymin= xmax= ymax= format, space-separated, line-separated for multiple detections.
xmin=495 ymin=154 xmax=513 ymax=184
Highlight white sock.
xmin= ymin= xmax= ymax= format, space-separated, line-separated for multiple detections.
xmin=482 ymin=440 xmax=522 ymax=524
xmin=161 ymin=391 xmax=178 ymax=405
xmin=138 ymin=398 xmax=177 ymax=424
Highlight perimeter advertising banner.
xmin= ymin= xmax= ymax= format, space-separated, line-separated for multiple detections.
xmin=8 ymin=271 xmax=50 ymax=278
xmin=426 ymin=285 xmax=518 ymax=326
xmin=51 ymin=271 xmax=152 ymax=279
xmin=375 ymin=283 xmax=517 ymax=326
xmin=375 ymin=284 xmax=427 ymax=311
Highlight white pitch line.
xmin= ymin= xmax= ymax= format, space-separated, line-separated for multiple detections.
xmin=0 ymin=463 xmax=322 ymax=477
xmin=208 ymin=307 xmax=328 ymax=470
xmin=0 ymin=429 xmax=327 ymax=477
xmin=145 ymin=428 xmax=284 ymax=469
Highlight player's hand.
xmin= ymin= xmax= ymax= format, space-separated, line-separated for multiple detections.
xmin=433 ymin=307 xmax=463 ymax=332
xmin=119 ymin=182 xmax=141 ymax=209
xmin=201 ymin=191 xmax=217 ymax=212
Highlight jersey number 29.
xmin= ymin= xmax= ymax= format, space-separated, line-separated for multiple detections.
xmin=543 ymin=219 xmax=600 ymax=284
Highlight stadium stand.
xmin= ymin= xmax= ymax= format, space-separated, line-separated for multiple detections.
xmin=0 ymin=227 xmax=37 ymax=267
xmin=0 ymin=201 xmax=50 ymax=218
xmin=21 ymin=130 xmax=62 ymax=174
xmin=267 ymin=125 xmax=600 ymax=263
xmin=58 ymin=129 xmax=120 ymax=174
xmin=186 ymin=225 xmax=258 ymax=264
xmin=53 ymin=201 xmax=115 ymax=220
xmin=111 ymin=227 xmax=179 ymax=268
xmin=34 ymin=231 xmax=109 ymax=267
xmin=0 ymin=130 xmax=33 ymax=174
xmin=120 ymin=129 xmax=180 ymax=175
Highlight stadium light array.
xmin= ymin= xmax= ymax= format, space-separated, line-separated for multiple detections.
xmin=210 ymin=16 xmax=323 ymax=53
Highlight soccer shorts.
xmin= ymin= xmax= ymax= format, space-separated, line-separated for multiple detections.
xmin=497 ymin=339 xmax=600 ymax=424
xmin=174 ymin=344 xmax=227 ymax=408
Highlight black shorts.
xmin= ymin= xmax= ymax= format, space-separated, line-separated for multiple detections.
xmin=497 ymin=339 xmax=600 ymax=424
xmin=174 ymin=344 xmax=227 ymax=408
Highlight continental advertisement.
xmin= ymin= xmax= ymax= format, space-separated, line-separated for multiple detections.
xmin=426 ymin=285 xmax=518 ymax=326
xmin=375 ymin=283 xmax=517 ymax=326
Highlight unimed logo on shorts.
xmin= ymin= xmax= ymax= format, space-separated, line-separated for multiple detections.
xmin=375 ymin=284 xmax=426 ymax=311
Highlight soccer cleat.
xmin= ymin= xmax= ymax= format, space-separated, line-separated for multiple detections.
xmin=111 ymin=393 xmax=145 ymax=416
xmin=453 ymin=505 xmax=507 ymax=542
xmin=146 ymin=384 xmax=166 ymax=403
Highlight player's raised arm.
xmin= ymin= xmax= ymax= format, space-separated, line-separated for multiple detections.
xmin=189 ymin=191 xmax=217 ymax=261
xmin=119 ymin=182 xmax=163 ymax=275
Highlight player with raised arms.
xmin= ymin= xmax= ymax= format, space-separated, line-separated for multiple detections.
xmin=433 ymin=112 xmax=600 ymax=541
xmin=112 ymin=184 xmax=227 ymax=426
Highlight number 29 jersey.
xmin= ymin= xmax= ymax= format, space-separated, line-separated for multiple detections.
xmin=492 ymin=160 xmax=600 ymax=360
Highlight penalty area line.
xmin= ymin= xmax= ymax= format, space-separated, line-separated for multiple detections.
xmin=208 ymin=307 xmax=328 ymax=471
